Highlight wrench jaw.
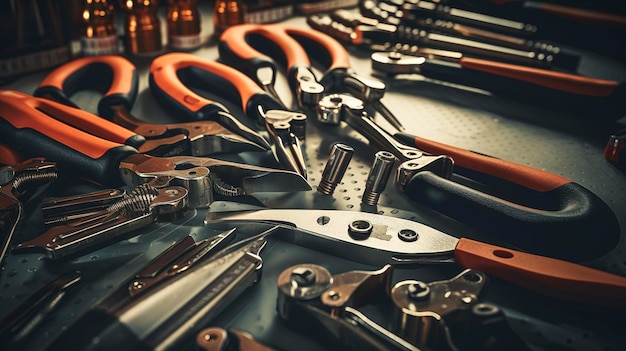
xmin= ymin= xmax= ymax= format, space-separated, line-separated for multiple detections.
xmin=276 ymin=264 xmax=488 ymax=351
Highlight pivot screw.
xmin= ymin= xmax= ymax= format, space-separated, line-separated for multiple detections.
xmin=407 ymin=281 xmax=430 ymax=301
xmin=290 ymin=267 xmax=317 ymax=287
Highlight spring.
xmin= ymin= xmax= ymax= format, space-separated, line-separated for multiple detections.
xmin=210 ymin=173 xmax=243 ymax=197
xmin=12 ymin=171 xmax=58 ymax=194
xmin=107 ymin=184 xmax=159 ymax=215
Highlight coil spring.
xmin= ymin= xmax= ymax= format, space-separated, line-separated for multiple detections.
xmin=107 ymin=184 xmax=159 ymax=215
xmin=12 ymin=171 xmax=58 ymax=194
xmin=210 ymin=173 xmax=243 ymax=197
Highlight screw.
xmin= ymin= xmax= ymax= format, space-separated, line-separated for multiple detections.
xmin=290 ymin=267 xmax=317 ymax=287
xmin=362 ymin=151 xmax=397 ymax=205
xmin=318 ymin=143 xmax=354 ymax=195
xmin=348 ymin=219 xmax=373 ymax=239
xmin=406 ymin=281 xmax=430 ymax=301
xmin=398 ymin=229 xmax=419 ymax=242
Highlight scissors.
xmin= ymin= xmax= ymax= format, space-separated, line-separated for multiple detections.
xmin=149 ymin=53 xmax=308 ymax=178
xmin=0 ymin=90 xmax=311 ymax=208
xmin=218 ymin=23 xmax=406 ymax=131
xmin=34 ymin=55 xmax=271 ymax=157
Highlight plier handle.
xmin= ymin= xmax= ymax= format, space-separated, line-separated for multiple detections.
xmin=0 ymin=90 xmax=310 ymax=209
xmin=34 ymin=55 xmax=270 ymax=156
xmin=318 ymin=93 xmax=619 ymax=262
xmin=149 ymin=53 xmax=308 ymax=177
xmin=218 ymin=23 xmax=405 ymax=131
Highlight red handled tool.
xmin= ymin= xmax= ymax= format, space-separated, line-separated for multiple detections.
xmin=317 ymin=93 xmax=619 ymax=262
xmin=218 ymin=23 xmax=406 ymax=131
xmin=149 ymin=53 xmax=308 ymax=178
xmin=34 ymin=55 xmax=270 ymax=156
xmin=0 ymin=90 xmax=311 ymax=209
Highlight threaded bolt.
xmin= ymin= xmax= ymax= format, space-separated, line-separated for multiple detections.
xmin=318 ymin=143 xmax=354 ymax=195
xmin=361 ymin=151 xmax=396 ymax=205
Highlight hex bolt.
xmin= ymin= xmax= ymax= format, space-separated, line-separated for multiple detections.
xmin=348 ymin=219 xmax=373 ymax=239
xmin=362 ymin=151 xmax=397 ymax=205
xmin=318 ymin=143 xmax=354 ymax=195
xmin=406 ymin=281 xmax=430 ymax=301
xmin=290 ymin=267 xmax=317 ymax=287
xmin=398 ymin=229 xmax=419 ymax=242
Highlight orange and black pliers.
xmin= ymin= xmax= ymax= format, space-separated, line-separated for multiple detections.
xmin=0 ymin=90 xmax=311 ymax=209
xmin=149 ymin=53 xmax=308 ymax=178
xmin=33 ymin=55 xmax=271 ymax=157
xmin=217 ymin=23 xmax=406 ymax=131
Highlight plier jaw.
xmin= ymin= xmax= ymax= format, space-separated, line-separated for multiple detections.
xmin=1 ymin=158 xmax=57 ymax=265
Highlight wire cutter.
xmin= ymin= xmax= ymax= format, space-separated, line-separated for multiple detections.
xmin=218 ymin=23 xmax=406 ymax=131
xmin=149 ymin=52 xmax=308 ymax=178
xmin=34 ymin=55 xmax=271 ymax=157
xmin=1 ymin=144 xmax=57 ymax=266
xmin=0 ymin=90 xmax=311 ymax=209
xmin=315 ymin=93 xmax=619 ymax=262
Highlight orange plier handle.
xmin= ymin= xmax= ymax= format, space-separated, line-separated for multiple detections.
xmin=0 ymin=90 xmax=137 ymax=186
xmin=149 ymin=52 xmax=283 ymax=124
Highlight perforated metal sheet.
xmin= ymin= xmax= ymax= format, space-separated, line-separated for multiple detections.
xmin=1 ymin=6 xmax=626 ymax=351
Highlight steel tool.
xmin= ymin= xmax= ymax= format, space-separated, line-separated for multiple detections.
xmin=0 ymin=154 xmax=57 ymax=266
xmin=0 ymin=90 xmax=311 ymax=208
xmin=44 ymin=226 xmax=274 ymax=351
xmin=13 ymin=180 xmax=189 ymax=260
xmin=354 ymin=1 xmax=579 ymax=71
xmin=34 ymin=55 xmax=270 ymax=157
xmin=205 ymin=208 xmax=626 ymax=309
xmin=218 ymin=23 xmax=406 ymax=131
xmin=149 ymin=52 xmax=309 ymax=177
xmin=307 ymin=12 xmax=625 ymax=117
xmin=196 ymin=327 xmax=279 ymax=351
xmin=41 ymin=188 xmax=127 ymax=225
xmin=370 ymin=50 xmax=625 ymax=118
xmin=315 ymin=93 xmax=619 ymax=262
xmin=0 ymin=271 xmax=81 ymax=349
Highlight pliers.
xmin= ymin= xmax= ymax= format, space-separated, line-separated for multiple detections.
xmin=0 ymin=143 xmax=57 ymax=266
xmin=315 ymin=93 xmax=620 ymax=262
xmin=34 ymin=55 xmax=271 ymax=157
xmin=217 ymin=23 xmax=406 ymax=131
xmin=0 ymin=90 xmax=311 ymax=209
xmin=149 ymin=52 xmax=308 ymax=178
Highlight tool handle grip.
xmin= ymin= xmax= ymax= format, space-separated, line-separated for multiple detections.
xmin=34 ymin=55 xmax=138 ymax=119
xmin=419 ymin=59 xmax=623 ymax=116
xmin=285 ymin=26 xmax=352 ymax=89
xmin=396 ymin=132 xmax=619 ymax=261
xmin=0 ymin=91 xmax=136 ymax=186
xmin=218 ymin=24 xmax=311 ymax=82
xmin=455 ymin=238 xmax=626 ymax=309
xmin=149 ymin=53 xmax=282 ymax=123
xmin=459 ymin=57 xmax=618 ymax=97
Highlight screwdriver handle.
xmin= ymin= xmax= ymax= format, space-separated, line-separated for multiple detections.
xmin=35 ymin=55 xmax=138 ymax=119
xmin=0 ymin=91 xmax=136 ymax=186
xmin=455 ymin=238 xmax=626 ymax=310
xmin=396 ymin=132 xmax=620 ymax=262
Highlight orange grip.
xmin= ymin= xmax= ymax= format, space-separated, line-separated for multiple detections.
xmin=0 ymin=91 xmax=124 ymax=159
xmin=150 ymin=53 xmax=261 ymax=114
xmin=0 ymin=142 xmax=24 ymax=165
xmin=455 ymin=237 xmax=626 ymax=309
xmin=220 ymin=24 xmax=311 ymax=70
xmin=536 ymin=3 xmax=626 ymax=25
xmin=407 ymin=134 xmax=570 ymax=191
xmin=460 ymin=57 xmax=618 ymax=97
xmin=285 ymin=26 xmax=352 ymax=72
xmin=38 ymin=55 xmax=135 ymax=98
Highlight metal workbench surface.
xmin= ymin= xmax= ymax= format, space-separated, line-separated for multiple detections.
xmin=1 ymin=4 xmax=626 ymax=351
